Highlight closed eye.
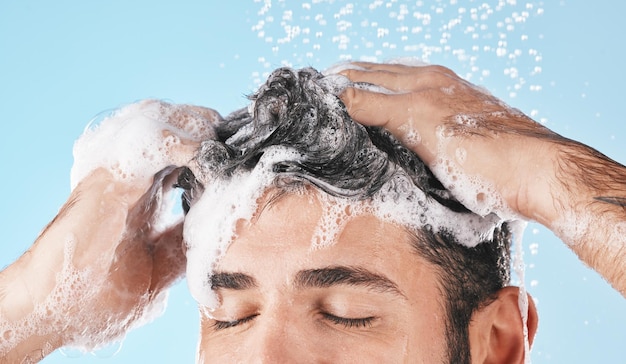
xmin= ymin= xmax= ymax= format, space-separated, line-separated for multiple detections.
xmin=322 ymin=312 xmax=376 ymax=329
xmin=212 ymin=314 xmax=259 ymax=331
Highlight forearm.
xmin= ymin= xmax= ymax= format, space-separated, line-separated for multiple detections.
xmin=532 ymin=139 xmax=626 ymax=296
xmin=1 ymin=330 xmax=61 ymax=363
xmin=0 ymin=171 xmax=134 ymax=360
xmin=0 ymin=282 xmax=63 ymax=364
xmin=0 ymin=251 xmax=64 ymax=362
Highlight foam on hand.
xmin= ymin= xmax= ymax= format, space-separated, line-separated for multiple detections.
xmin=1 ymin=99 xmax=222 ymax=356
xmin=328 ymin=60 xmax=521 ymax=222
xmin=71 ymin=99 xmax=218 ymax=189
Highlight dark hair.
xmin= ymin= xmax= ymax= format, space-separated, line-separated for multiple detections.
xmin=185 ymin=67 xmax=511 ymax=363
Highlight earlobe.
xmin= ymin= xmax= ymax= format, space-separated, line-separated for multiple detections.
xmin=469 ymin=286 xmax=539 ymax=364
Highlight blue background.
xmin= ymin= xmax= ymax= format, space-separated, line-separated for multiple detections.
xmin=1 ymin=1 xmax=625 ymax=362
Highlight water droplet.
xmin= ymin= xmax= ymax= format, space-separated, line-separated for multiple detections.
xmin=92 ymin=340 xmax=124 ymax=358
xmin=59 ymin=347 xmax=85 ymax=358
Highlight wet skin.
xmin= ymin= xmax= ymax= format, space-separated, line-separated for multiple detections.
xmin=197 ymin=191 xmax=449 ymax=363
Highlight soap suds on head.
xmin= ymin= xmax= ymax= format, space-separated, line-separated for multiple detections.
xmin=310 ymin=194 xmax=358 ymax=250
xmin=182 ymin=66 xmax=516 ymax=311
xmin=184 ymin=147 xmax=295 ymax=308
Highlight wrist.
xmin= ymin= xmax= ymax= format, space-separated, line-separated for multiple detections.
xmin=511 ymin=140 xmax=565 ymax=226
xmin=0 ymin=257 xmax=64 ymax=359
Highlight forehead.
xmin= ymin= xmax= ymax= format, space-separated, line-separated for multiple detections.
xmin=217 ymin=190 xmax=438 ymax=292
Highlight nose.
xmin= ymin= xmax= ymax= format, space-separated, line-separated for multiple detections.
xmin=245 ymin=314 xmax=306 ymax=364
xmin=198 ymin=312 xmax=319 ymax=363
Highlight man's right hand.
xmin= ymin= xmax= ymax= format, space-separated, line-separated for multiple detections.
xmin=336 ymin=61 xmax=626 ymax=298
xmin=336 ymin=62 xmax=557 ymax=221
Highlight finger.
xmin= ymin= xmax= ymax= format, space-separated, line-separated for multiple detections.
xmin=340 ymin=87 xmax=441 ymax=164
xmin=126 ymin=166 xmax=185 ymax=231
xmin=349 ymin=61 xmax=458 ymax=78
xmin=159 ymin=128 xmax=203 ymax=169
xmin=139 ymin=99 xmax=220 ymax=140
xmin=168 ymin=104 xmax=221 ymax=141
xmin=349 ymin=61 xmax=425 ymax=74
xmin=341 ymin=66 xmax=458 ymax=93
xmin=340 ymin=87 xmax=421 ymax=129
xmin=186 ymin=105 xmax=222 ymax=124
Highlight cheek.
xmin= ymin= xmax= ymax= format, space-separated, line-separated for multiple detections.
xmin=197 ymin=316 xmax=242 ymax=362
xmin=402 ymin=303 xmax=449 ymax=361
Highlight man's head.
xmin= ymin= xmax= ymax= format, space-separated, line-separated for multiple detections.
xmin=182 ymin=67 xmax=537 ymax=363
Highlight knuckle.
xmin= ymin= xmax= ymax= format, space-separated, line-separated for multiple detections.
xmin=420 ymin=71 xmax=447 ymax=86
xmin=339 ymin=87 xmax=358 ymax=110
xmin=189 ymin=106 xmax=223 ymax=124
xmin=429 ymin=65 xmax=457 ymax=77
xmin=417 ymin=65 xmax=461 ymax=89
xmin=341 ymin=68 xmax=358 ymax=80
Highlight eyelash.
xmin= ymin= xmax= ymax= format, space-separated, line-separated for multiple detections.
xmin=212 ymin=314 xmax=259 ymax=331
xmin=212 ymin=313 xmax=375 ymax=331
xmin=321 ymin=313 xmax=376 ymax=329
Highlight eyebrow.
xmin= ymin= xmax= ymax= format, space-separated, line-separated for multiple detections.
xmin=210 ymin=266 xmax=406 ymax=299
xmin=210 ymin=272 xmax=258 ymax=290
xmin=294 ymin=266 xmax=407 ymax=299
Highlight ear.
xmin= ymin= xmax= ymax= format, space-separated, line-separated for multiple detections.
xmin=468 ymin=286 xmax=538 ymax=364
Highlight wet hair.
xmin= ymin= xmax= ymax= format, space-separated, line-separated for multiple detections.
xmin=183 ymin=67 xmax=511 ymax=363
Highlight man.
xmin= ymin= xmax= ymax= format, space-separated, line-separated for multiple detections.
xmin=184 ymin=67 xmax=532 ymax=363
xmin=0 ymin=62 xmax=624 ymax=363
